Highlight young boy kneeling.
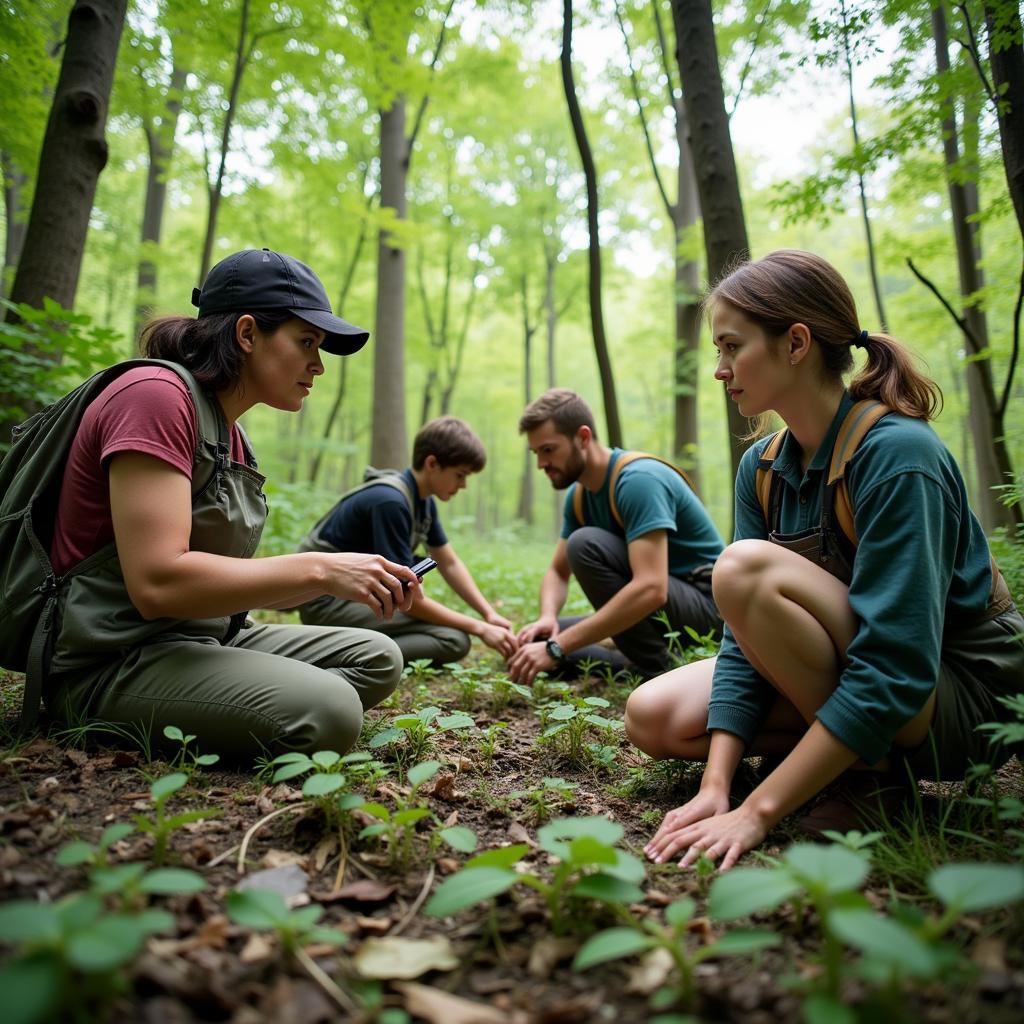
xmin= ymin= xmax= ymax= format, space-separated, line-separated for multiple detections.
xmin=297 ymin=417 xmax=516 ymax=665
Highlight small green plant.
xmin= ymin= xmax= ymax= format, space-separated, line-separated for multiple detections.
xmin=536 ymin=695 xmax=624 ymax=765
xmin=368 ymin=706 xmax=443 ymax=766
xmin=425 ymin=815 xmax=645 ymax=934
xmin=226 ymin=888 xmax=348 ymax=958
xmin=402 ymin=658 xmax=440 ymax=682
xmin=162 ymin=725 xmax=220 ymax=775
xmin=483 ymin=674 xmax=533 ymax=714
xmin=510 ymin=776 xmax=579 ymax=824
xmin=573 ymin=896 xmax=778 ymax=1012
xmin=476 ymin=721 xmax=507 ymax=768
xmin=55 ymin=824 xmax=135 ymax=872
xmin=655 ymin=612 xmax=721 ymax=667
xmin=0 ymin=892 xmax=175 ymax=1024
xmin=132 ymin=773 xmax=218 ymax=866
xmin=449 ymin=663 xmax=488 ymax=708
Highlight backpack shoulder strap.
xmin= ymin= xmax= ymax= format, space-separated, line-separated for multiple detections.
xmin=754 ymin=429 xmax=787 ymax=527
xmin=571 ymin=482 xmax=584 ymax=528
xmin=828 ymin=400 xmax=892 ymax=546
xmin=607 ymin=452 xmax=697 ymax=530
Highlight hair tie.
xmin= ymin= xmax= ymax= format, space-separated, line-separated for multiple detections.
xmin=852 ymin=329 xmax=869 ymax=350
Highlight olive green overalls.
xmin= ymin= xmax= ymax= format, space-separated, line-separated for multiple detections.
xmin=43 ymin=364 xmax=402 ymax=760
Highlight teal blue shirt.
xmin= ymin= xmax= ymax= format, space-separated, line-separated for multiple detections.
xmin=561 ymin=449 xmax=725 ymax=577
xmin=708 ymin=392 xmax=994 ymax=765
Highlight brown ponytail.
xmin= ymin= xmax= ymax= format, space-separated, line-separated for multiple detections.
xmin=139 ymin=309 xmax=293 ymax=393
xmin=707 ymin=250 xmax=942 ymax=421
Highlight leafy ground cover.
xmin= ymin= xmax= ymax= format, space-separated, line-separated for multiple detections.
xmin=1 ymin=538 xmax=1023 ymax=1023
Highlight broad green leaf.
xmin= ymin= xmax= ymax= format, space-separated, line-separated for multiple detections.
xmin=341 ymin=751 xmax=373 ymax=764
xmin=91 ymin=863 xmax=146 ymax=895
xmin=360 ymin=823 xmax=389 ymax=839
xmin=66 ymin=915 xmax=148 ymax=971
xmin=368 ymin=728 xmax=402 ymax=748
xmin=464 ymin=844 xmax=530 ymax=869
xmin=0 ymin=954 xmax=62 ymax=1024
xmin=439 ymin=826 xmax=478 ymax=853
xmin=138 ymin=868 xmax=208 ymax=895
xmin=573 ymin=927 xmax=654 ymax=970
xmin=272 ymin=761 xmax=312 ymax=783
xmin=98 ymin=823 xmax=134 ymax=849
xmin=56 ymin=840 xmax=95 ymax=867
xmin=928 ymin=863 xmax=1024 ymax=913
xmin=709 ymin=867 xmax=802 ymax=921
xmin=361 ymin=802 xmax=391 ymax=819
xmin=783 ymin=844 xmax=869 ymax=893
xmin=271 ymin=752 xmax=311 ymax=765
xmin=134 ymin=909 xmax=175 ymax=934
xmin=307 ymin=926 xmax=349 ymax=946
xmin=436 ymin=713 xmax=475 ymax=730
xmin=570 ymin=873 xmax=644 ymax=905
xmin=665 ymin=898 xmax=696 ymax=928
xmin=538 ymin=815 xmax=624 ymax=858
xmin=606 ymin=849 xmax=647 ymax=884
xmin=337 ymin=793 xmax=365 ymax=811
xmin=424 ymin=867 xmax=519 ymax=917
xmin=226 ymin=888 xmax=289 ymax=929
xmin=393 ymin=807 xmax=432 ymax=827
xmin=407 ymin=760 xmax=442 ymax=788
xmin=312 ymin=750 xmax=342 ymax=769
xmin=290 ymin=904 xmax=324 ymax=929
xmin=703 ymin=929 xmax=779 ymax=957
xmin=195 ymin=754 xmax=220 ymax=767
xmin=303 ymin=774 xmax=346 ymax=797
xmin=803 ymin=993 xmax=857 ymax=1024
xmin=0 ymin=902 xmax=61 ymax=944
xmin=583 ymin=696 xmax=610 ymax=708
xmin=150 ymin=773 xmax=188 ymax=802
xmin=163 ymin=725 xmax=185 ymax=742
xmin=567 ymin=836 xmax=617 ymax=867
xmin=828 ymin=908 xmax=936 ymax=978
xmin=547 ymin=704 xmax=576 ymax=721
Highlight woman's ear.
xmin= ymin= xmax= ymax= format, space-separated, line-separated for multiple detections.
xmin=235 ymin=314 xmax=257 ymax=354
xmin=788 ymin=322 xmax=813 ymax=366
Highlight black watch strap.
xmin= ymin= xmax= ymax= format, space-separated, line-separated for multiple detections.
xmin=545 ymin=638 xmax=565 ymax=661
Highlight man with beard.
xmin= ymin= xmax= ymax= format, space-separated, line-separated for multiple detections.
xmin=508 ymin=389 xmax=724 ymax=685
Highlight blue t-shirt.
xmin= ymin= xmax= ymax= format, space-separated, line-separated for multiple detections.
xmin=561 ymin=450 xmax=724 ymax=577
xmin=320 ymin=468 xmax=447 ymax=567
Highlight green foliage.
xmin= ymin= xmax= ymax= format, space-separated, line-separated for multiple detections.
xmin=226 ymin=888 xmax=347 ymax=958
xmin=162 ymin=725 xmax=220 ymax=776
xmin=132 ymin=772 xmax=218 ymax=866
xmin=510 ymin=775 xmax=579 ymax=825
xmin=536 ymin=694 xmax=625 ymax=765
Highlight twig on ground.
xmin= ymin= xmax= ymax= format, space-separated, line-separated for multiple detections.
xmin=237 ymin=804 xmax=307 ymax=874
xmin=295 ymin=946 xmax=359 ymax=1016
xmin=391 ymin=862 xmax=435 ymax=937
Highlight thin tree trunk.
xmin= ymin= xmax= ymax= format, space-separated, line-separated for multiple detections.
xmin=561 ymin=0 xmax=623 ymax=448
xmin=1 ymin=152 xmax=28 ymax=299
xmin=371 ymin=97 xmax=409 ymax=468
xmin=135 ymin=61 xmax=187 ymax=344
xmin=932 ymin=5 xmax=1017 ymax=531
xmin=670 ymin=0 xmax=751 ymax=489
xmin=517 ymin=276 xmax=536 ymax=524
xmin=198 ymin=0 xmax=249 ymax=283
xmin=840 ymin=0 xmax=887 ymax=331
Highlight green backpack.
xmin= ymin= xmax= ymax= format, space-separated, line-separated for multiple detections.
xmin=0 ymin=359 xmax=226 ymax=730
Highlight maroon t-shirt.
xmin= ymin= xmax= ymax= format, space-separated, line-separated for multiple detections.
xmin=50 ymin=367 xmax=245 ymax=575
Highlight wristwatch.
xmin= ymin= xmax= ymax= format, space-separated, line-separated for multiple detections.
xmin=544 ymin=638 xmax=565 ymax=662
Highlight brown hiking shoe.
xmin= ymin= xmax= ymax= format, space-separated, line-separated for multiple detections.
xmin=798 ymin=770 xmax=912 ymax=838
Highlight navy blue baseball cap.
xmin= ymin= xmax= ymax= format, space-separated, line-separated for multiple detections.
xmin=192 ymin=248 xmax=369 ymax=355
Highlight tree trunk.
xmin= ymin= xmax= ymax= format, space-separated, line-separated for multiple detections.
xmin=840 ymin=0 xmax=888 ymax=331
xmin=135 ymin=60 xmax=187 ymax=344
xmin=198 ymin=0 xmax=249 ymax=284
xmin=1 ymin=151 xmax=28 ymax=298
xmin=670 ymin=0 xmax=751 ymax=487
xmin=561 ymin=0 xmax=623 ymax=448
xmin=932 ymin=6 xmax=1018 ymax=531
xmin=371 ymin=98 xmax=409 ymax=468
xmin=517 ymin=277 xmax=535 ymax=524
xmin=673 ymin=99 xmax=702 ymax=484
xmin=5 ymin=0 xmax=126 ymax=317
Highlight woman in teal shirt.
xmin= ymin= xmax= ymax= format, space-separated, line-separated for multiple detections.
xmin=626 ymin=249 xmax=1023 ymax=871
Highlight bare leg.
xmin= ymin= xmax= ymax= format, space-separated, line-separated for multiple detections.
xmin=625 ymin=655 xmax=806 ymax=760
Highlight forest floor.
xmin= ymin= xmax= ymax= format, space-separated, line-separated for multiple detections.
xmin=1 ymin=647 xmax=1023 ymax=1024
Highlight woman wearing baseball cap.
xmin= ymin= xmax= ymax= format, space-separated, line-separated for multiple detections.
xmin=44 ymin=249 xmax=417 ymax=759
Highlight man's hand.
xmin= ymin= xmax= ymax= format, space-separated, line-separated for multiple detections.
xmin=507 ymin=640 xmax=556 ymax=685
xmin=517 ymin=615 xmax=558 ymax=645
xmin=479 ymin=622 xmax=518 ymax=658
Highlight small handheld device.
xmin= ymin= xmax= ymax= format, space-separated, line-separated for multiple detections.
xmin=404 ymin=556 xmax=437 ymax=589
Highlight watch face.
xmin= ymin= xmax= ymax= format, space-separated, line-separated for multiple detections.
xmin=545 ymin=638 xmax=563 ymax=661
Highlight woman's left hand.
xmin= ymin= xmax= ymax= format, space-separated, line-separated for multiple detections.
xmin=653 ymin=803 xmax=767 ymax=873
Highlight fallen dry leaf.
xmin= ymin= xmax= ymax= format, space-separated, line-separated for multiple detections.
xmin=261 ymin=848 xmax=308 ymax=870
xmin=507 ymin=822 xmax=535 ymax=846
xmin=436 ymin=856 xmax=461 ymax=874
xmin=972 ymin=936 xmax=1007 ymax=973
xmin=355 ymin=915 xmax=393 ymax=934
xmin=312 ymin=835 xmax=338 ymax=871
xmin=394 ymin=981 xmax=515 ymax=1023
xmin=236 ymin=863 xmax=309 ymax=902
xmin=625 ymin=947 xmax=674 ymax=995
xmin=354 ymin=935 xmax=458 ymax=979
xmin=427 ymin=771 xmax=467 ymax=802
xmin=239 ymin=932 xmax=275 ymax=964
xmin=527 ymin=935 xmax=578 ymax=978
xmin=315 ymin=879 xmax=396 ymax=904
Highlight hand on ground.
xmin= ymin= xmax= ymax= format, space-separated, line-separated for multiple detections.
xmin=507 ymin=640 xmax=555 ymax=684
xmin=648 ymin=796 xmax=765 ymax=873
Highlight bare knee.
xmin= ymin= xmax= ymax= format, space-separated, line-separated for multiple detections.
xmin=712 ymin=539 xmax=775 ymax=623
xmin=625 ymin=687 xmax=675 ymax=759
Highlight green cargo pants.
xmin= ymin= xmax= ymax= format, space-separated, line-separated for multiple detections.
xmin=45 ymin=623 xmax=402 ymax=761
xmin=299 ymin=595 xmax=471 ymax=667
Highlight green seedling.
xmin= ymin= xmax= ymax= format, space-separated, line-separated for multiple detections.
xmin=131 ymin=773 xmax=218 ymax=866
xmin=483 ymin=674 xmax=533 ymax=714
xmin=226 ymin=888 xmax=348 ymax=959
xmin=359 ymin=760 xmax=446 ymax=870
xmin=162 ymin=725 xmax=220 ymax=775
xmin=587 ymin=742 xmax=619 ymax=771
xmin=573 ymin=896 xmax=778 ymax=1012
xmin=476 ymin=721 xmax=507 ymax=768
xmin=655 ymin=611 xmax=721 ymax=667
xmin=436 ymin=710 xmax=477 ymax=769
xmin=368 ymin=705 xmax=442 ymax=766
xmin=0 ymin=892 xmax=175 ymax=1024
xmin=402 ymin=658 xmax=440 ymax=682
xmin=450 ymin=663 xmax=488 ymax=708
xmin=55 ymin=824 xmax=135 ymax=872
xmin=425 ymin=814 xmax=646 ymax=934
xmin=510 ymin=776 xmax=579 ymax=825
xmin=537 ymin=695 xmax=624 ymax=765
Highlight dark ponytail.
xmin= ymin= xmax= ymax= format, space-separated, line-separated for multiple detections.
xmin=139 ymin=310 xmax=294 ymax=393
xmin=707 ymin=250 xmax=943 ymax=421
